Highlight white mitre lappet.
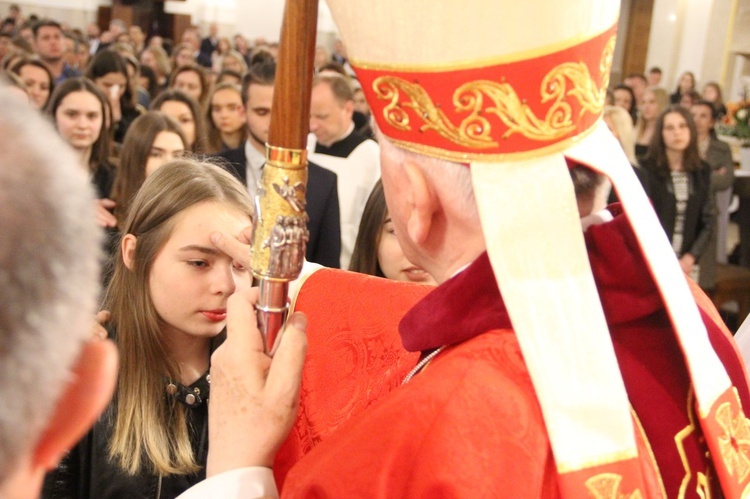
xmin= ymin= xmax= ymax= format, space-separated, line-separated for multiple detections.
xmin=325 ymin=0 xmax=750 ymax=496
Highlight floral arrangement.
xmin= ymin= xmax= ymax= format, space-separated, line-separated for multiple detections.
xmin=718 ymin=99 xmax=750 ymax=147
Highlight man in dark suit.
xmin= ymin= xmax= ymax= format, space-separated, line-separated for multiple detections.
xmin=216 ymin=60 xmax=342 ymax=268
xmin=198 ymin=22 xmax=218 ymax=68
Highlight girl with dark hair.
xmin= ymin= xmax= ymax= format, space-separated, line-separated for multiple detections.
xmin=640 ymin=105 xmax=714 ymax=282
xmin=111 ymin=111 xmax=188 ymax=226
xmin=670 ymin=71 xmax=697 ymax=104
xmin=349 ymin=180 xmax=436 ymax=284
xmin=151 ymin=89 xmax=208 ymax=154
xmin=702 ymin=81 xmax=727 ymax=119
xmin=138 ymin=64 xmax=160 ymax=100
xmin=86 ymin=50 xmax=144 ymax=143
xmin=612 ymin=83 xmax=636 ymax=124
xmin=8 ymin=56 xmax=53 ymax=110
xmin=46 ymin=77 xmax=116 ymax=228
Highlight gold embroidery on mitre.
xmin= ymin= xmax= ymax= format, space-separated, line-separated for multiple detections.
xmin=372 ymin=36 xmax=616 ymax=149
xmin=716 ymin=392 xmax=750 ymax=483
xmin=584 ymin=473 xmax=642 ymax=499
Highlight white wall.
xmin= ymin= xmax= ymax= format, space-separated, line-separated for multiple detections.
xmin=0 ymin=0 xmax=104 ymax=29
xmin=646 ymin=0 xmax=736 ymax=92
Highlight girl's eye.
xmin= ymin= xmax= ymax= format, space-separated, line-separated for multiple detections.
xmin=188 ymin=260 xmax=208 ymax=268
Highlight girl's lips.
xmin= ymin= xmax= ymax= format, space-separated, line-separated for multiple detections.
xmin=202 ymin=310 xmax=227 ymax=322
xmin=403 ymin=267 xmax=431 ymax=283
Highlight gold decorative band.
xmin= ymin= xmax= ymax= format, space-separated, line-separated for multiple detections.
xmin=352 ymin=22 xmax=617 ymax=159
xmin=266 ymin=145 xmax=307 ymax=168
xmin=385 ymin=122 xmax=598 ymax=165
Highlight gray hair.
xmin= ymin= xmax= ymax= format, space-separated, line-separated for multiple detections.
xmin=0 ymin=89 xmax=102 ymax=483
xmin=379 ymin=135 xmax=478 ymax=221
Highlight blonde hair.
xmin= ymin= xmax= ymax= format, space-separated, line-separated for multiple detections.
xmin=603 ymin=105 xmax=637 ymax=164
xmin=635 ymin=86 xmax=669 ymax=142
xmin=105 ymin=159 xmax=252 ymax=475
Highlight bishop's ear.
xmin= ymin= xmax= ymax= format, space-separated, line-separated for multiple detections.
xmin=402 ymin=160 xmax=437 ymax=245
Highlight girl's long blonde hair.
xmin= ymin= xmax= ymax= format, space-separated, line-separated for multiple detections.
xmin=105 ymin=158 xmax=252 ymax=475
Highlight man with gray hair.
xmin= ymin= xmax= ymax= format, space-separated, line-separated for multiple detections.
xmin=183 ymin=0 xmax=750 ymax=497
xmin=0 ymin=90 xmax=117 ymax=498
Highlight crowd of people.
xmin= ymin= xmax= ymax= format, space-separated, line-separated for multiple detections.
xmin=607 ymin=66 xmax=734 ymax=292
xmin=0 ymin=7 xmax=438 ymax=498
xmin=1 ymin=1 xmax=748 ymax=498
xmin=0 ymin=6 xmax=432 ymax=285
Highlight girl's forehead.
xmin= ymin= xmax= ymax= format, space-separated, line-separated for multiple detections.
xmin=165 ymin=201 xmax=250 ymax=242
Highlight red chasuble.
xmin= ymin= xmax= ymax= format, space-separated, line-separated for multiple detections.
xmin=273 ymin=271 xmax=429 ymax=485
xmin=275 ymin=207 xmax=750 ymax=497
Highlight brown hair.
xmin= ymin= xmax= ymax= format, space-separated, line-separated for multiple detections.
xmin=151 ymin=89 xmax=208 ymax=154
xmin=45 ymin=77 xmax=113 ymax=173
xmin=111 ymin=111 xmax=188 ymax=225
xmin=205 ymin=82 xmax=246 ymax=153
xmin=349 ymin=180 xmax=387 ymax=277
xmin=312 ymin=73 xmax=354 ymax=105
xmin=644 ymin=105 xmax=703 ymax=175
xmin=168 ymin=63 xmax=210 ymax=108
xmin=8 ymin=55 xmax=54 ymax=101
xmin=105 ymin=159 xmax=252 ymax=476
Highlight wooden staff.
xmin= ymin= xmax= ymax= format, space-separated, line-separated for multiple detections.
xmin=249 ymin=0 xmax=318 ymax=352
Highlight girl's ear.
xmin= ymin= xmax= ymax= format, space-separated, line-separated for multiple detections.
xmin=121 ymin=234 xmax=137 ymax=270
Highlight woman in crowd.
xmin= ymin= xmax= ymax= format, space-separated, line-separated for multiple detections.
xmin=702 ymin=81 xmax=727 ymax=119
xmin=169 ymin=63 xmax=210 ymax=108
xmin=217 ymin=50 xmax=247 ymax=76
xmin=233 ymin=33 xmax=251 ymax=64
xmin=350 ymin=180 xmax=437 ymax=285
xmin=211 ymin=36 xmax=232 ymax=74
xmin=205 ymin=82 xmax=246 ymax=153
xmin=46 ymin=77 xmax=115 ymax=229
xmin=151 ymin=89 xmax=208 ymax=154
xmin=86 ymin=50 xmax=144 ymax=143
xmin=138 ymin=64 xmax=160 ymax=100
xmin=635 ymin=86 xmax=669 ymax=160
xmin=171 ymin=42 xmax=196 ymax=70
xmin=140 ymin=45 xmax=171 ymax=90
xmin=690 ymin=100 xmax=734 ymax=192
xmin=679 ymin=90 xmax=701 ymax=109
xmin=613 ymin=83 xmax=637 ymax=124
xmin=690 ymin=99 xmax=734 ymax=291
xmin=111 ymin=111 xmax=188 ymax=226
xmin=1 ymin=70 xmax=29 ymax=102
xmin=670 ymin=70 xmax=697 ymax=104
xmin=603 ymin=105 xmax=637 ymax=165
xmin=43 ymin=160 xmax=253 ymax=498
xmin=8 ymin=56 xmax=53 ymax=110
xmin=216 ymin=69 xmax=242 ymax=86
xmin=640 ymin=105 xmax=714 ymax=282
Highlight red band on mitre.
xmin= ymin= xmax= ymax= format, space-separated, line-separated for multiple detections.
xmin=352 ymin=23 xmax=617 ymax=163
